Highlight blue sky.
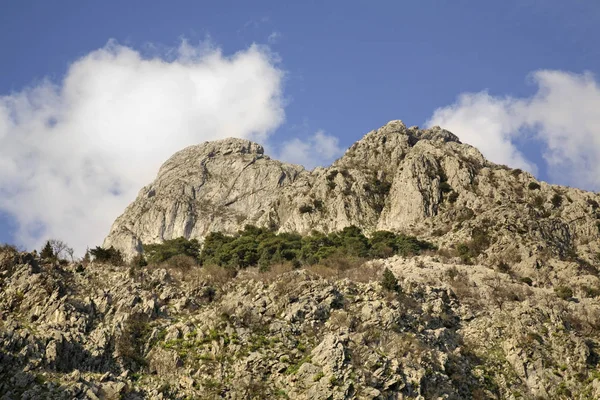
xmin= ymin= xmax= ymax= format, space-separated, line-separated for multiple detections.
xmin=1 ymin=1 xmax=600 ymax=252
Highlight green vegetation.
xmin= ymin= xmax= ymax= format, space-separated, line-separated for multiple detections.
xmin=551 ymin=193 xmax=563 ymax=208
xmin=381 ymin=268 xmax=399 ymax=292
xmin=90 ymin=246 xmax=124 ymax=265
xmin=196 ymin=225 xmax=435 ymax=270
xmin=555 ymin=286 xmax=573 ymax=300
xmin=448 ymin=191 xmax=459 ymax=203
xmin=440 ymin=181 xmax=453 ymax=193
xmin=528 ymin=182 xmax=541 ymax=190
xmin=455 ymin=227 xmax=491 ymax=263
xmin=299 ymin=204 xmax=314 ymax=214
xmin=117 ymin=313 xmax=151 ymax=370
xmin=143 ymin=237 xmax=200 ymax=264
xmin=136 ymin=225 xmax=435 ymax=271
xmin=520 ymin=277 xmax=533 ymax=286
xmin=40 ymin=241 xmax=54 ymax=259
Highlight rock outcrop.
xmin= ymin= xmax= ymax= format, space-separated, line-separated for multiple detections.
xmin=2 ymin=247 xmax=600 ymax=399
xmin=105 ymin=120 xmax=600 ymax=287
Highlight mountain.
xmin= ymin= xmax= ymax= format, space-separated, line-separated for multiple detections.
xmin=106 ymin=120 xmax=600 ymax=283
xmin=2 ymin=120 xmax=600 ymax=399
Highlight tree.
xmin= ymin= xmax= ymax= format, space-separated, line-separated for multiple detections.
xmin=90 ymin=246 xmax=124 ymax=265
xmin=40 ymin=241 xmax=54 ymax=259
xmin=143 ymin=237 xmax=200 ymax=264
xmin=40 ymin=239 xmax=74 ymax=261
xmin=381 ymin=268 xmax=399 ymax=292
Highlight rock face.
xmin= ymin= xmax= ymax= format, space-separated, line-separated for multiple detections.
xmin=106 ymin=120 xmax=600 ymax=281
xmin=104 ymin=138 xmax=306 ymax=257
xmin=104 ymin=122 xmax=473 ymax=258
xmin=1 ymin=247 xmax=600 ymax=399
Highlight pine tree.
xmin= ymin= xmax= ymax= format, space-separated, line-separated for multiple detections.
xmin=40 ymin=241 xmax=54 ymax=259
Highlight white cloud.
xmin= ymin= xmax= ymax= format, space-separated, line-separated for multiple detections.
xmin=267 ymin=31 xmax=282 ymax=44
xmin=427 ymin=70 xmax=600 ymax=190
xmin=276 ymin=130 xmax=344 ymax=170
xmin=0 ymin=39 xmax=285 ymax=254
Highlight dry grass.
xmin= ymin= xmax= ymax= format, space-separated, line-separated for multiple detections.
xmin=255 ymin=263 xmax=294 ymax=283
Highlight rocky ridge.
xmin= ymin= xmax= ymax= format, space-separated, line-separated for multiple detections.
xmin=104 ymin=121 xmax=600 ymax=291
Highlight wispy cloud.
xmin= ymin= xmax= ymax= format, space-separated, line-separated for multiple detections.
xmin=267 ymin=31 xmax=282 ymax=44
xmin=427 ymin=70 xmax=600 ymax=190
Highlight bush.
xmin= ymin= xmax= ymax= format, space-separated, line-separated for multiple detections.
xmin=448 ymin=191 xmax=459 ymax=203
xmin=299 ymin=205 xmax=314 ymax=214
xmin=497 ymin=261 xmax=511 ymax=274
xmin=455 ymin=228 xmax=490 ymax=263
xmin=528 ymin=182 xmax=541 ymax=190
xmin=551 ymin=193 xmax=563 ymax=208
xmin=555 ymin=285 xmax=573 ymax=300
xmin=198 ymin=225 xmax=435 ymax=271
xmin=165 ymin=254 xmax=197 ymax=270
xmin=440 ymin=182 xmax=453 ymax=193
xmin=520 ymin=277 xmax=533 ymax=286
xmin=143 ymin=237 xmax=200 ymax=264
xmin=117 ymin=313 xmax=150 ymax=370
xmin=90 ymin=246 xmax=124 ymax=265
xmin=130 ymin=253 xmax=147 ymax=267
xmin=381 ymin=268 xmax=399 ymax=292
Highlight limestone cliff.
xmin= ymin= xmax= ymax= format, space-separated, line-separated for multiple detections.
xmin=105 ymin=120 xmax=600 ymax=286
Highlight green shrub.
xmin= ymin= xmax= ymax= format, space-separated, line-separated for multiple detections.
xmin=455 ymin=228 xmax=490 ymax=263
xmin=440 ymin=182 xmax=453 ymax=193
xmin=520 ymin=277 xmax=533 ymax=286
xmin=299 ymin=205 xmax=314 ymax=214
xmin=551 ymin=193 xmax=563 ymax=208
xmin=582 ymin=285 xmax=600 ymax=298
xmin=381 ymin=268 xmax=399 ymax=292
xmin=528 ymin=182 xmax=541 ymax=190
xmin=143 ymin=237 xmax=200 ymax=264
xmin=312 ymin=199 xmax=324 ymax=211
xmin=117 ymin=313 xmax=151 ymax=370
xmin=198 ymin=225 xmax=434 ymax=271
xmin=448 ymin=191 xmax=459 ymax=203
xmin=130 ymin=253 xmax=147 ymax=267
xmin=497 ymin=261 xmax=511 ymax=273
xmin=555 ymin=286 xmax=573 ymax=300
xmin=90 ymin=246 xmax=124 ymax=265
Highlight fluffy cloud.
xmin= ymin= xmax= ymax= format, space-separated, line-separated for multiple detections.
xmin=0 ymin=40 xmax=286 ymax=254
xmin=276 ymin=130 xmax=345 ymax=170
xmin=427 ymin=70 xmax=600 ymax=190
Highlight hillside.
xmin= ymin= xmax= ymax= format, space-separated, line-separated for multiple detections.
xmin=2 ymin=246 xmax=600 ymax=399
xmin=2 ymin=120 xmax=600 ymax=399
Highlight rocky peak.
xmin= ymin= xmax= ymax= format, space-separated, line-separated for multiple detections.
xmin=415 ymin=125 xmax=461 ymax=143
xmin=105 ymin=119 xmax=600 ymax=281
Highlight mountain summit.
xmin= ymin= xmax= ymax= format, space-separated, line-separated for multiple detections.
xmin=105 ymin=120 xmax=600 ymax=277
